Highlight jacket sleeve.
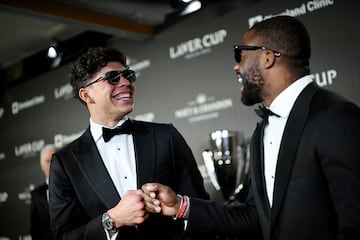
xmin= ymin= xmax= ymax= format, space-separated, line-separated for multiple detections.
xmin=49 ymin=153 xmax=106 ymax=240
xmin=316 ymin=101 xmax=360 ymax=239
xmin=186 ymin=188 xmax=261 ymax=239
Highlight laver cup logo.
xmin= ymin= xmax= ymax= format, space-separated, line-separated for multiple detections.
xmin=14 ymin=139 xmax=45 ymax=158
xmin=169 ymin=29 xmax=227 ymax=60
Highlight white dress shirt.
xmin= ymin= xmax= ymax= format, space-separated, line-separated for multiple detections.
xmin=263 ymin=75 xmax=313 ymax=207
xmin=89 ymin=117 xmax=137 ymax=239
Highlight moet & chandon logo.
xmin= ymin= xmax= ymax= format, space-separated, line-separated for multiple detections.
xmin=175 ymin=93 xmax=233 ymax=123
xmin=18 ymin=184 xmax=35 ymax=205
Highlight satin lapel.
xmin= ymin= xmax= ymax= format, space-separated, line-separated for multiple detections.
xmin=251 ymin=122 xmax=271 ymax=221
xmin=129 ymin=120 xmax=155 ymax=187
xmin=73 ymin=128 xmax=120 ymax=208
xmin=271 ymin=83 xmax=318 ymax=224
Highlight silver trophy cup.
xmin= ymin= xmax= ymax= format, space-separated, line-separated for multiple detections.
xmin=203 ymin=130 xmax=249 ymax=201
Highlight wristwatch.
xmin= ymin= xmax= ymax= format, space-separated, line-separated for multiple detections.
xmin=102 ymin=212 xmax=118 ymax=233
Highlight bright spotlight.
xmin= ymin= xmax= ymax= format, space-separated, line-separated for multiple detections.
xmin=179 ymin=0 xmax=202 ymax=16
xmin=47 ymin=46 xmax=58 ymax=59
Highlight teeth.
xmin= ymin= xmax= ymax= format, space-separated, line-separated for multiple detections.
xmin=114 ymin=93 xmax=130 ymax=100
xmin=238 ymin=77 xmax=243 ymax=83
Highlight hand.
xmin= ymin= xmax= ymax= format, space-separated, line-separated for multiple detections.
xmin=142 ymin=182 xmax=180 ymax=217
xmin=108 ymin=189 xmax=148 ymax=227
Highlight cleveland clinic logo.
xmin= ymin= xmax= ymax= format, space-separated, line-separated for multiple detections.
xmin=134 ymin=112 xmax=155 ymax=122
xmin=128 ymin=58 xmax=151 ymax=73
xmin=248 ymin=0 xmax=334 ymax=27
xmin=0 ymin=192 xmax=8 ymax=206
xmin=11 ymin=95 xmax=45 ymax=114
xmin=0 ymin=152 xmax=5 ymax=161
xmin=54 ymin=130 xmax=83 ymax=148
xmin=175 ymin=93 xmax=233 ymax=123
xmin=169 ymin=29 xmax=227 ymax=60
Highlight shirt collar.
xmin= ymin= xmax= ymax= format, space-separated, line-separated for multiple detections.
xmin=269 ymin=75 xmax=313 ymax=118
xmin=89 ymin=116 xmax=129 ymax=143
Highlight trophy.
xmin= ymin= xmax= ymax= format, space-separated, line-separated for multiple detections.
xmin=202 ymin=130 xmax=249 ymax=201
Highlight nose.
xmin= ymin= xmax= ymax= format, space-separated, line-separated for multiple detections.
xmin=233 ymin=64 xmax=239 ymax=71
xmin=116 ymin=75 xmax=131 ymax=86
xmin=233 ymin=64 xmax=242 ymax=83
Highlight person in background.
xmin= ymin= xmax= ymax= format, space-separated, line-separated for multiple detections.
xmin=30 ymin=144 xmax=57 ymax=240
xmin=48 ymin=47 xmax=210 ymax=240
xmin=142 ymin=15 xmax=360 ymax=240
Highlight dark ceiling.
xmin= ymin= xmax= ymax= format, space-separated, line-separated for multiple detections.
xmin=1 ymin=0 xmax=220 ymax=88
xmin=0 ymin=0 xmax=175 ymax=66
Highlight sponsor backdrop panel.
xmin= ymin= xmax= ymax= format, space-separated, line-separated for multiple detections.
xmin=1 ymin=0 xmax=359 ymax=238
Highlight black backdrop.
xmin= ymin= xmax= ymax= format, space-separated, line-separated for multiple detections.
xmin=1 ymin=0 xmax=359 ymax=238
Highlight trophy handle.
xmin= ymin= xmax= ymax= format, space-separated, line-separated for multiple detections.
xmin=202 ymin=150 xmax=221 ymax=190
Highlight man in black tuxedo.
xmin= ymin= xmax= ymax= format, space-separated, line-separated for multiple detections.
xmin=142 ymin=16 xmax=360 ymax=240
xmin=30 ymin=144 xmax=57 ymax=240
xmin=48 ymin=47 xmax=209 ymax=240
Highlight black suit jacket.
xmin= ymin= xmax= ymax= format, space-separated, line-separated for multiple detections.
xmin=186 ymin=82 xmax=360 ymax=240
xmin=49 ymin=120 xmax=209 ymax=240
xmin=30 ymin=183 xmax=54 ymax=240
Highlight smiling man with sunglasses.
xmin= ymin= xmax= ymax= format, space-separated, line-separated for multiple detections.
xmin=48 ymin=47 xmax=210 ymax=240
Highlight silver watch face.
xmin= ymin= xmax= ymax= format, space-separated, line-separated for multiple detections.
xmin=104 ymin=220 xmax=113 ymax=230
xmin=102 ymin=213 xmax=115 ymax=231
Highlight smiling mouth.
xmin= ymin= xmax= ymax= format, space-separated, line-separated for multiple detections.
xmin=113 ymin=92 xmax=131 ymax=100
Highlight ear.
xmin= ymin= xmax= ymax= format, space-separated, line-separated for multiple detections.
xmin=263 ymin=51 xmax=276 ymax=69
xmin=79 ymin=88 xmax=94 ymax=104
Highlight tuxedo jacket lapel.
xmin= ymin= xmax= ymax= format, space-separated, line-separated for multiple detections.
xmin=73 ymin=129 xmax=120 ymax=208
xmin=129 ymin=119 xmax=156 ymax=187
xmin=250 ymin=121 xmax=271 ymax=235
xmin=271 ymin=83 xmax=318 ymax=225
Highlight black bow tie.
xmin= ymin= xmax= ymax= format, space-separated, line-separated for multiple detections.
xmin=254 ymin=104 xmax=280 ymax=121
xmin=102 ymin=120 xmax=132 ymax=142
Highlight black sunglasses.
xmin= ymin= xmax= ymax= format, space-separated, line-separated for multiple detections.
xmin=233 ymin=45 xmax=281 ymax=63
xmin=83 ymin=69 xmax=136 ymax=88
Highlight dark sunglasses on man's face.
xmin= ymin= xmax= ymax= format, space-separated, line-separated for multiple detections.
xmin=83 ymin=69 xmax=136 ymax=88
xmin=233 ymin=45 xmax=281 ymax=63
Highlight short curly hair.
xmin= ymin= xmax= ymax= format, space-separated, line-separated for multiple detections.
xmin=70 ymin=47 xmax=128 ymax=104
